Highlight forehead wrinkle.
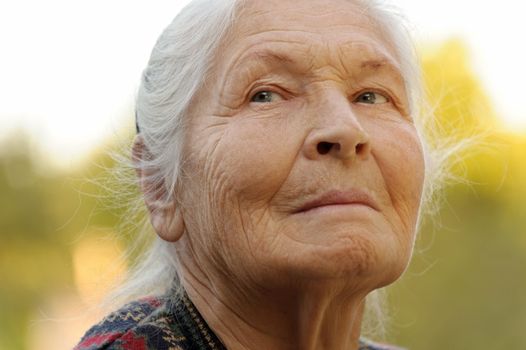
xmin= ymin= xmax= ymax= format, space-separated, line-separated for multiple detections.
xmin=223 ymin=38 xmax=312 ymax=75
xmin=224 ymin=41 xmax=400 ymax=83
xmin=236 ymin=0 xmax=374 ymax=33
xmin=249 ymin=50 xmax=296 ymax=65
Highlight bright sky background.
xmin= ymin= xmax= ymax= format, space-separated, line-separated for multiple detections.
xmin=1 ymin=0 xmax=525 ymax=168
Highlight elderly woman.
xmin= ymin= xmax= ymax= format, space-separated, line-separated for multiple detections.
xmin=75 ymin=0 xmax=432 ymax=349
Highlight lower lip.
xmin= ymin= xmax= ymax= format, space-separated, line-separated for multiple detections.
xmin=297 ymin=203 xmax=376 ymax=215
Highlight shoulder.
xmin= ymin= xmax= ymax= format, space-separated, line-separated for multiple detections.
xmin=74 ymin=296 xmax=185 ymax=350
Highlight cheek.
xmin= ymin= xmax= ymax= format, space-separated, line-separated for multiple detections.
xmin=181 ymin=114 xmax=306 ymax=278
xmin=373 ymin=124 xmax=425 ymax=233
xmin=211 ymin=117 xmax=303 ymax=204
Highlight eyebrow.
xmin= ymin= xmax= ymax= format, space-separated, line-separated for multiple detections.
xmin=223 ymin=49 xmax=303 ymax=89
xmin=242 ymin=50 xmax=298 ymax=68
xmin=359 ymin=58 xmax=401 ymax=73
xmin=361 ymin=59 xmax=388 ymax=70
xmin=227 ymin=46 xmax=405 ymax=94
xmin=237 ymin=48 xmax=401 ymax=75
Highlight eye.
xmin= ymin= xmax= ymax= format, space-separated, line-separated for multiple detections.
xmin=250 ymin=90 xmax=283 ymax=103
xmin=354 ymin=91 xmax=389 ymax=104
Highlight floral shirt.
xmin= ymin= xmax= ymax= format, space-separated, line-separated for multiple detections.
xmin=74 ymin=293 xmax=403 ymax=350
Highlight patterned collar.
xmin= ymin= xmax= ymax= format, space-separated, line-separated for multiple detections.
xmin=75 ymin=290 xmax=403 ymax=350
xmin=172 ymin=292 xmax=227 ymax=350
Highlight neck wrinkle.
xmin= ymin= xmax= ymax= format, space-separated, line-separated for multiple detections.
xmin=181 ymin=261 xmax=367 ymax=350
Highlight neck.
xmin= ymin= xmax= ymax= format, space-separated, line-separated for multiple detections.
xmin=181 ymin=264 xmax=367 ymax=350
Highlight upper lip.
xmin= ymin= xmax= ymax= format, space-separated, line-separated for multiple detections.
xmin=294 ymin=189 xmax=379 ymax=213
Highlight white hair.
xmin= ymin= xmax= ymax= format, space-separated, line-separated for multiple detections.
xmin=108 ymin=0 xmax=455 ymax=340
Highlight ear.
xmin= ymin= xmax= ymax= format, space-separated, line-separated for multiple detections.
xmin=132 ymin=135 xmax=185 ymax=242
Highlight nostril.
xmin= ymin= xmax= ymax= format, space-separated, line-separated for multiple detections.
xmin=356 ymin=143 xmax=365 ymax=154
xmin=317 ymin=142 xmax=339 ymax=155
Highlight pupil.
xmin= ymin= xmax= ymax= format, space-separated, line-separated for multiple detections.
xmin=256 ymin=92 xmax=270 ymax=102
xmin=258 ymin=91 xmax=270 ymax=101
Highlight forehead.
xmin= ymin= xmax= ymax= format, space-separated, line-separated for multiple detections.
xmin=214 ymin=0 xmax=401 ymax=76
xmin=234 ymin=0 xmax=379 ymax=35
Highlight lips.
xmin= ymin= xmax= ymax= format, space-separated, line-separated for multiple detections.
xmin=294 ymin=189 xmax=379 ymax=214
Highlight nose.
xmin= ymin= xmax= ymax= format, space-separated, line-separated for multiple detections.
xmin=302 ymin=90 xmax=371 ymax=161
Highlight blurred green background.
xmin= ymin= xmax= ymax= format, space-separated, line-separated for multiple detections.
xmin=0 ymin=39 xmax=525 ymax=350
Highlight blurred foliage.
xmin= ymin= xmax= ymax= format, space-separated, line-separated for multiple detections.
xmin=0 ymin=132 xmax=125 ymax=350
xmin=422 ymin=38 xmax=498 ymax=135
xmin=0 ymin=38 xmax=525 ymax=349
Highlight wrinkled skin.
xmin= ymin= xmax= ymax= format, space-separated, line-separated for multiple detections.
xmin=140 ymin=0 xmax=425 ymax=349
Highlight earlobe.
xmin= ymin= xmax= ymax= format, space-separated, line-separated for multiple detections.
xmin=151 ymin=203 xmax=185 ymax=242
xmin=132 ymin=135 xmax=185 ymax=242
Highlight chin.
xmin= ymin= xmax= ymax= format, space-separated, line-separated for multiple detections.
xmin=275 ymin=230 xmax=412 ymax=291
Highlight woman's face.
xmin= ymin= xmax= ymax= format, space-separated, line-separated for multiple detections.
xmin=178 ymin=0 xmax=425 ymax=293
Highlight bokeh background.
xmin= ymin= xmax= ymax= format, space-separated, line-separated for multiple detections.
xmin=1 ymin=1 xmax=525 ymax=349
